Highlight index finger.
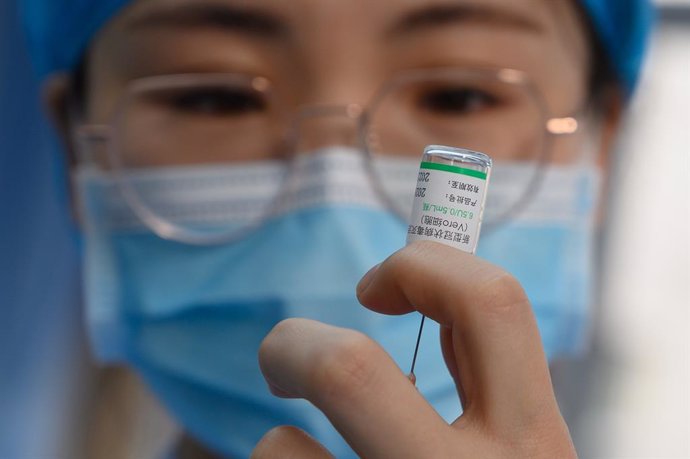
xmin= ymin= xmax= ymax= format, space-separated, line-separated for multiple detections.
xmin=356 ymin=241 xmax=560 ymax=431
xmin=259 ymin=318 xmax=458 ymax=459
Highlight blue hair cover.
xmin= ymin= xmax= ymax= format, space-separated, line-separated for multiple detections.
xmin=20 ymin=0 xmax=131 ymax=78
xmin=20 ymin=0 xmax=655 ymax=93
xmin=580 ymin=0 xmax=656 ymax=95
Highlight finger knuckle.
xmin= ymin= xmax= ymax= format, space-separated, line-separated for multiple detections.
xmin=390 ymin=241 xmax=438 ymax=273
xmin=477 ymin=269 xmax=531 ymax=319
xmin=311 ymin=331 xmax=380 ymax=405
xmin=386 ymin=241 xmax=435 ymax=288
xmin=395 ymin=240 xmax=436 ymax=270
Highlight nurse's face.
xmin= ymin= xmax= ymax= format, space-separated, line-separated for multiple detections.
xmin=69 ymin=0 xmax=614 ymax=170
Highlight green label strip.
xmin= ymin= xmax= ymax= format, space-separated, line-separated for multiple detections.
xmin=420 ymin=161 xmax=487 ymax=180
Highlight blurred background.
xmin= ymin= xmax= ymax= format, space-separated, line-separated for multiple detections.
xmin=0 ymin=0 xmax=688 ymax=457
xmin=0 ymin=0 xmax=87 ymax=458
xmin=551 ymin=1 xmax=690 ymax=457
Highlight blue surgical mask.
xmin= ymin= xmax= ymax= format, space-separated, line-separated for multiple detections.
xmin=479 ymin=161 xmax=601 ymax=359
xmin=77 ymin=149 xmax=458 ymax=458
xmin=76 ymin=147 xmax=599 ymax=458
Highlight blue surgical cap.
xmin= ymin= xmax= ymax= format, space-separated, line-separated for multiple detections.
xmin=21 ymin=0 xmax=655 ymax=96
xmin=580 ymin=0 xmax=656 ymax=94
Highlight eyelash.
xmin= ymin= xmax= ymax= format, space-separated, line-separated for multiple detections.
xmin=162 ymin=87 xmax=267 ymax=116
xmin=418 ymin=87 xmax=499 ymax=115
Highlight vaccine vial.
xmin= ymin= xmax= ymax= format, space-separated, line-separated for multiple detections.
xmin=406 ymin=145 xmax=492 ymax=255
xmin=406 ymin=145 xmax=492 ymax=382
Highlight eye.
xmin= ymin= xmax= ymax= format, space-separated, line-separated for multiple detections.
xmin=418 ymin=87 xmax=497 ymax=115
xmin=165 ymin=87 xmax=267 ymax=116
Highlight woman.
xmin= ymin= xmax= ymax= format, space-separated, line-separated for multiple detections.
xmin=22 ymin=0 xmax=653 ymax=457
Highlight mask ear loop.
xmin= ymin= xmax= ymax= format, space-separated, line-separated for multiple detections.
xmin=576 ymin=110 xmax=610 ymax=352
xmin=72 ymin=125 xmax=113 ymax=230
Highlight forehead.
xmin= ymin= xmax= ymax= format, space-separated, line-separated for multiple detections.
xmin=88 ymin=0 xmax=590 ymax=113
xmin=103 ymin=0 xmax=586 ymax=53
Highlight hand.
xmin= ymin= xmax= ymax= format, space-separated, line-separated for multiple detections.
xmin=251 ymin=241 xmax=577 ymax=458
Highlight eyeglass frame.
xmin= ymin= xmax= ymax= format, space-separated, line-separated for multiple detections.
xmin=74 ymin=65 xmax=581 ymax=245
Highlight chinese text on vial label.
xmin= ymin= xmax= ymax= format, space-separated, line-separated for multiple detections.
xmin=406 ymin=162 xmax=488 ymax=254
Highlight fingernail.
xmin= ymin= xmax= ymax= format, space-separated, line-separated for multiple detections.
xmin=357 ymin=263 xmax=380 ymax=296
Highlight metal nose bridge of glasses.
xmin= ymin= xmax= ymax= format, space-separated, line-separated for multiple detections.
xmin=285 ymin=103 xmax=367 ymax=152
xmin=281 ymin=103 xmax=407 ymax=223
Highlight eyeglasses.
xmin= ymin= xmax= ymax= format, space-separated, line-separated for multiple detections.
xmin=76 ymin=66 xmax=579 ymax=244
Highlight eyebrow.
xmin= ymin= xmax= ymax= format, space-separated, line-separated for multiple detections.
xmin=127 ymin=3 xmax=289 ymax=39
xmin=388 ymin=3 xmax=544 ymax=37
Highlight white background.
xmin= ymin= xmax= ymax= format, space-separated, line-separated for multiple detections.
xmin=554 ymin=5 xmax=690 ymax=457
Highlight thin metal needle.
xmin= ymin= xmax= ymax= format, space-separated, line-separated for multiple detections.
xmin=409 ymin=315 xmax=426 ymax=382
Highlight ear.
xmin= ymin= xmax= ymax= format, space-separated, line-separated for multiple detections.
xmin=42 ymin=73 xmax=83 ymax=224
xmin=42 ymin=73 xmax=79 ymax=167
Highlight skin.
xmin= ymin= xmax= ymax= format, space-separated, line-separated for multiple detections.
xmin=44 ymin=0 xmax=623 ymax=456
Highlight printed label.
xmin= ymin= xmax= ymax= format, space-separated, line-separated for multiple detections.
xmin=406 ymin=162 xmax=489 ymax=254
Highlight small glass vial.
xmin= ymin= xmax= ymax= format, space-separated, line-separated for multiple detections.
xmin=406 ymin=145 xmax=492 ymax=254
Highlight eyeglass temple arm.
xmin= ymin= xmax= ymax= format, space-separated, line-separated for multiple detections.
xmin=73 ymin=124 xmax=112 ymax=164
